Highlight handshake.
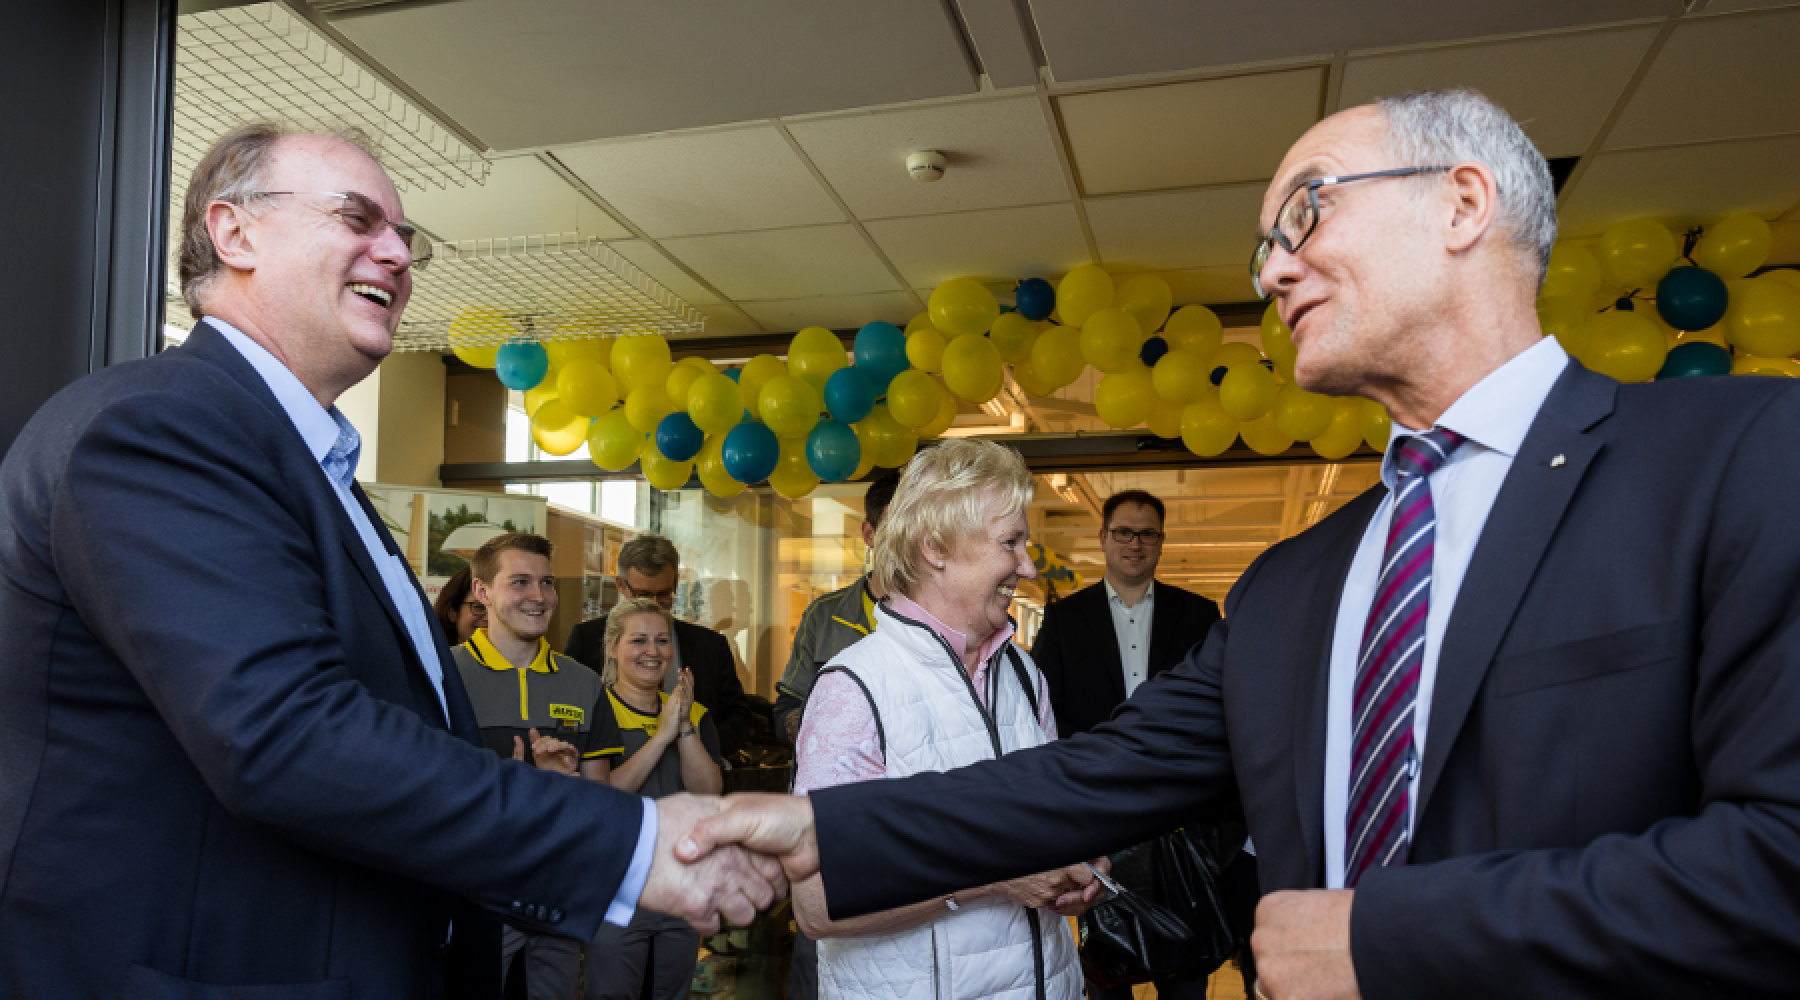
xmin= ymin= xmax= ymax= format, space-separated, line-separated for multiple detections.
xmin=637 ymin=792 xmax=821 ymax=934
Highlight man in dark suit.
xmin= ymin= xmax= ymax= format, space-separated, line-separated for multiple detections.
xmin=679 ymin=90 xmax=1800 ymax=998
xmin=0 ymin=123 xmax=781 ymax=999
xmin=565 ymin=535 xmax=754 ymax=754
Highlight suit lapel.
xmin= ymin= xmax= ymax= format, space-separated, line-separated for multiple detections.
xmin=346 ymin=482 xmax=452 ymax=728
xmin=1417 ymin=365 xmax=1615 ymax=822
xmin=1147 ymin=586 xmax=1175 ymax=678
xmin=1087 ymin=585 xmax=1127 ymax=705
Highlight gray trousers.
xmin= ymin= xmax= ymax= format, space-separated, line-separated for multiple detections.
xmin=585 ymin=907 xmax=700 ymax=1000
xmin=502 ymin=924 xmax=585 ymax=1000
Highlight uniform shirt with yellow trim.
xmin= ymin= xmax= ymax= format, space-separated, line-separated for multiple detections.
xmin=449 ymin=628 xmax=607 ymax=763
xmin=592 ymin=688 xmax=724 ymax=801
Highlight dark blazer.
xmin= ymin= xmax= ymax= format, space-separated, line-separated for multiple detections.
xmin=810 ymin=362 xmax=1800 ymax=997
xmin=1033 ymin=579 xmax=1220 ymax=736
xmin=0 ymin=322 xmax=648 ymax=1000
xmin=566 ymin=616 xmax=752 ymax=743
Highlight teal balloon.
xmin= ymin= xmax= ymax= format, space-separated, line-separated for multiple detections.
xmin=806 ymin=419 xmax=861 ymax=482
xmin=824 ymin=366 xmax=877 ymax=423
xmin=1139 ymin=335 xmax=1169 ymax=367
xmin=1655 ymin=266 xmax=1729 ymax=332
xmin=724 ymin=366 xmax=742 ymax=382
xmin=654 ymin=412 xmax=704 ymax=462
xmin=494 ymin=340 xmax=549 ymax=390
xmin=1656 ymin=341 xmax=1732 ymax=380
xmin=1014 ymin=278 xmax=1055 ymax=321
xmin=853 ymin=322 xmax=909 ymax=386
xmin=721 ymin=422 xmax=779 ymax=483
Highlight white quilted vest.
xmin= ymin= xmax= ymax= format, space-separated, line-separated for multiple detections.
xmin=815 ymin=604 xmax=1082 ymax=1000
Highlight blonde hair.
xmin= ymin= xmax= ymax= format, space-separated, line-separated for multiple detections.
xmin=871 ymin=439 xmax=1033 ymax=598
xmin=601 ymin=596 xmax=676 ymax=687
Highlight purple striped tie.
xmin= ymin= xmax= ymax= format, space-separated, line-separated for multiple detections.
xmin=1345 ymin=426 xmax=1464 ymax=888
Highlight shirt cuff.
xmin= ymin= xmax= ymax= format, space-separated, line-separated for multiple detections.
xmin=605 ymin=798 xmax=658 ymax=927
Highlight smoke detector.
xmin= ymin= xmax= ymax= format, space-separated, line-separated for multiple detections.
xmin=906 ymin=150 xmax=948 ymax=183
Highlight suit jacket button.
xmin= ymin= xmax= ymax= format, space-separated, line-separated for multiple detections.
xmin=549 ymin=908 xmax=564 ymax=924
xmin=534 ymin=904 xmax=548 ymax=921
xmin=511 ymin=901 xmax=525 ymax=915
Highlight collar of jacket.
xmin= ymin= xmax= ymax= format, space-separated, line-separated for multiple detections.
xmin=464 ymin=628 xmax=556 ymax=673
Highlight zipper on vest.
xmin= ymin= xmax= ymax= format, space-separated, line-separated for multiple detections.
xmin=881 ymin=606 xmax=1007 ymax=758
xmin=1026 ymin=909 xmax=1048 ymax=1000
xmin=931 ymin=925 xmax=942 ymax=1000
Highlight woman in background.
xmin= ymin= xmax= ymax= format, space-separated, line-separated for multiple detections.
xmin=431 ymin=565 xmax=485 ymax=645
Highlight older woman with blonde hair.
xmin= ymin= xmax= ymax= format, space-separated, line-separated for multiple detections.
xmin=792 ymin=438 xmax=1102 ymax=1000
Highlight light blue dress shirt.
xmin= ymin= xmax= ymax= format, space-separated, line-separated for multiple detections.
xmin=1322 ymin=335 xmax=1569 ymax=889
xmin=1104 ymin=578 xmax=1155 ymax=697
xmin=209 ymin=320 xmax=655 ymax=926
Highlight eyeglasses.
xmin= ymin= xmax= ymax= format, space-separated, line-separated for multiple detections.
xmin=620 ymin=581 xmax=677 ymax=602
xmin=247 ymin=190 xmax=433 ymax=270
xmin=1107 ymin=527 xmax=1165 ymax=545
xmin=1249 ymin=166 xmax=1451 ymax=299
xmin=462 ymin=601 xmax=486 ymax=615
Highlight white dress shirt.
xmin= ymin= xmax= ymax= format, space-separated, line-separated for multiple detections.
xmin=210 ymin=320 xmax=655 ymax=925
xmin=1104 ymin=578 xmax=1155 ymax=696
xmin=1322 ymin=336 xmax=1569 ymax=889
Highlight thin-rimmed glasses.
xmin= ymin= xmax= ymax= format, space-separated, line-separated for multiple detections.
xmin=1250 ymin=166 xmax=1451 ymax=299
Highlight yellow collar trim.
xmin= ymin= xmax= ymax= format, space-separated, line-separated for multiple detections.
xmin=466 ymin=628 xmax=555 ymax=674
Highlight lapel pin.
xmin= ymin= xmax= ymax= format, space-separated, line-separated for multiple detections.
xmin=1550 ymin=454 xmax=1566 ymax=468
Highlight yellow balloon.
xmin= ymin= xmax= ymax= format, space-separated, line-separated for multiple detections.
xmin=612 ymin=334 xmax=672 ymax=391
xmin=530 ymin=399 xmax=590 ymax=456
xmin=1057 ymin=265 xmax=1115 ymax=328
xmin=1585 ymin=309 xmax=1667 ymax=383
xmin=1694 ymin=213 xmax=1773 ymax=280
xmin=696 ymin=435 xmax=746 ymax=498
xmin=1272 ymin=383 xmax=1334 ymax=441
xmin=545 ymin=336 xmax=611 ymax=372
xmin=1598 ymin=217 xmax=1678 ymax=289
xmin=1151 ymin=349 xmax=1211 ymax=405
xmin=1261 ymin=303 xmax=1298 ymax=381
xmin=1117 ymin=274 xmax=1173 ymax=335
xmin=942 ymin=333 xmax=1004 ymax=403
xmin=1362 ymin=399 xmax=1392 ymax=454
xmin=916 ymin=388 xmax=960 ymax=439
xmin=1095 ymin=368 xmax=1155 ymax=428
xmin=624 ymin=385 xmax=675 ymax=432
xmin=905 ymin=312 xmax=933 ymax=335
xmin=1731 ymin=355 xmax=1800 ymax=377
xmin=738 ymin=354 xmax=787 ymax=420
xmin=1537 ymin=295 xmax=1592 ymax=358
xmin=929 ymin=278 xmax=1001 ymax=337
xmin=1011 ymin=359 xmax=1054 ymax=397
xmin=1673 ymin=324 xmax=1727 ymax=349
xmin=588 ymin=409 xmax=643 ymax=471
xmin=851 ymin=434 xmax=877 ymax=480
xmin=1238 ymin=412 xmax=1295 ymax=457
xmin=681 ymin=355 xmax=719 ymax=375
xmin=860 ymin=405 xmax=918 ymax=467
xmin=523 ymin=383 xmax=558 ymax=418
xmin=1762 ymin=268 xmax=1800 ymax=293
xmin=887 ymin=370 xmax=945 ymax=428
xmin=1309 ymin=398 xmax=1365 ymax=460
xmin=447 ymin=308 xmax=516 ymax=368
xmin=1146 ymin=395 xmax=1185 ymax=439
xmin=1219 ymin=362 xmax=1279 ymax=421
xmin=1180 ymin=392 xmax=1237 ymax=458
xmin=1080 ymin=307 xmax=1144 ymax=374
xmin=688 ymin=373 xmax=744 ymax=435
xmin=759 ymin=375 xmax=823 ymax=438
xmin=1723 ymin=276 xmax=1800 ymax=358
xmin=989 ymin=311 xmax=1039 ymax=363
xmin=556 ymin=359 xmax=620 ymax=417
xmin=906 ymin=327 xmax=948 ymax=374
xmin=1163 ymin=305 xmax=1223 ymax=361
xmin=1029 ymin=325 xmax=1085 ymax=388
xmin=640 ymin=439 xmax=694 ymax=492
xmin=788 ymin=326 xmax=847 ymax=392
xmin=1207 ymin=342 xmax=1265 ymax=386
xmin=1540 ymin=243 xmax=1604 ymax=304
xmin=768 ymin=439 xmax=820 ymax=500
xmin=665 ymin=362 xmax=705 ymax=405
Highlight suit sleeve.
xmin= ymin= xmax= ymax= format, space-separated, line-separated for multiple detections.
xmin=1353 ymin=387 xmax=1800 ymax=998
xmin=51 ymin=390 xmax=643 ymax=941
xmin=812 ymin=564 xmax=1259 ymax=919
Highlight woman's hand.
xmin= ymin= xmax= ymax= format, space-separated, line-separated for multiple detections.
xmin=658 ymin=668 xmax=695 ymax=740
xmin=513 ymin=727 xmax=579 ymax=776
xmin=985 ymin=860 xmax=1102 ymax=911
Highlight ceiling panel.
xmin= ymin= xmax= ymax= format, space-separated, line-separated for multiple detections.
xmin=686 ymin=305 xmax=765 ymax=340
xmin=401 ymin=155 xmax=629 ymax=242
xmin=1028 ymin=0 xmax=1672 ymax=84
xmin=738 ymin=292 xmax=918 ymax=333
xmin=553 ymin=129 xmax=843 ymax=239
xmin=334 ymin=0 xmax=977 ymax=149
xmin=956 ymin=0 xmax=1042 ymax=89
xmin=787 ymin=98 xmax=1070 ymax=219
xmin=865 ymin=204 xmax=1089 ymax=288
xmin=604 ymin=240 xmax=720 ymax=305
xmin=660 ymin=226 xmax=902 ymax=300
xmin=1337 ymin=27 xmax=1658 ymax=157
xmin=1606 ymin=9 xmax=1800 ymax=150
xmin=1135 ymin=265 xmax=1263 ymax=307
xmin=1557 ymin=135 xmax=1800 ymax=236
xmin=1086 ymin=184 xmax=1268 ymax=270
xmin=1059 ymin=70 xmax=1323 ymax=195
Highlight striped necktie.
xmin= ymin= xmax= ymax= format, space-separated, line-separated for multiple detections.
xmin=1345 ymin=426 xmax=1465 ymax=887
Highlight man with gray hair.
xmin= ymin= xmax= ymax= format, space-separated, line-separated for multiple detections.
xmin=680 ymin=88 xmax=1800 ymax=998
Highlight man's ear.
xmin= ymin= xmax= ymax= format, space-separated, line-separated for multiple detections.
xmin=205 ymin=201 xmax=260 ymax=272
xmin=1443 ymin=162 xmax=1499 ymax=255
xmin=861 ymin=521 xmax=876 ymax=548
xmin=470 ymin=576 xmax=491 ymax=606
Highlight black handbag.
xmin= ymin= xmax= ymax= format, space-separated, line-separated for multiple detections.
xmin=1079 ymin=825 xmax=1240 ymax=989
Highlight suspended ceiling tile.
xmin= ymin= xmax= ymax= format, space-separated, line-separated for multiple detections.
xmin=738 ymin=292 xmax=918 ymax=334
xmin=1557 ymin=136 xmax=1800 ymax=237
xmin=1086 ymin=184 xmax=1269 ymax=270
xmin=1059 ymin=70 xmax=1323 ymax=195
xmin=1027 ymin=0 xmax=1673 ymax=83
xmin=956 ymin=0 xmax=1042 ymax=89
xmin=1336 ymin=27 xmax=1658 ymax=157
xmin=865 ymin=204 xmax=1089 ymax=288
xmin=684 ymin=306 xmax=765 ymax=340
xmin=333 ymin=1 xmax=977 ymax=149
xmin=660 ymin=226 xmax=901 ymax=300
xmin=552 ymin=129 xmax=843 ymax=239
xmin=604 ymin=240 xmax=720 ymax=306
xmin=788 ymin=98 xmax=1070 ymax=219
xmin=401 ymin=155 xmax=629 ymax=242
xmin=1704 ymin=0 xmax=1800 ymax=10
xmin=1607 ymin=10 xmax=1800 ymax=150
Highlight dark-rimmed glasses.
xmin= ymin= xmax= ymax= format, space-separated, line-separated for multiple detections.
xmin=248 ymin=190 xmax=433 ymax=270
xmin=1107 ymin=527 xmax=1165 ymax=546
xmin=1250 ymin=166 xmax=1451 ymax=299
